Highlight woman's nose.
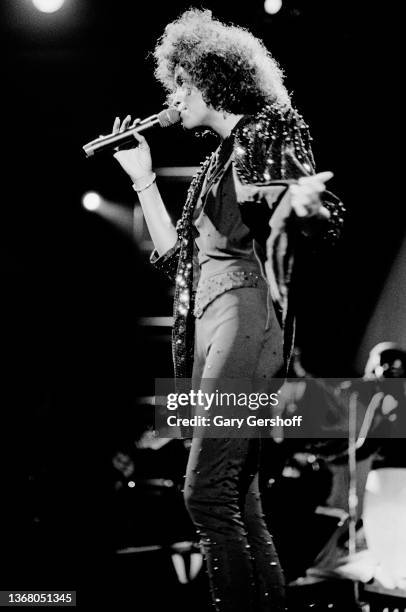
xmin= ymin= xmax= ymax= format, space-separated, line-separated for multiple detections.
xmin=172 ymin=88 xmax=186 ymax=108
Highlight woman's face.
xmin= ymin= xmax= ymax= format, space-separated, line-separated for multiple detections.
xmin=172 ymin=66 xmax=213 ymax=129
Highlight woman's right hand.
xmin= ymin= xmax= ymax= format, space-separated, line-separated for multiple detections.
xmin=112 ymin=114 xmax=154 ymax=183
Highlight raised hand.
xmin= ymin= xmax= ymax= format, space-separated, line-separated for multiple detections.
xmin=112 ymin=114 xmax=154 ymax=183
xmin=289 ymin=171 xmax=333 ymax=219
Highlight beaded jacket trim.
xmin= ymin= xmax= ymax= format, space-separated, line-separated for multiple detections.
xmin=152 ymin=102 xmax=345 ymax=378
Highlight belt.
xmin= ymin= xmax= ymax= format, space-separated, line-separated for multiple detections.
xmin=193 ymin=270 xmax=266 ymax=318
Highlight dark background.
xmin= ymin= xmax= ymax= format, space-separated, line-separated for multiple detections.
xmin=1 ymin=0 xmax=403 ymax=608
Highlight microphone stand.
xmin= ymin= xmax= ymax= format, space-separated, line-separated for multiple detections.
xmin=347 ymin=391 xmax=375 ymax=611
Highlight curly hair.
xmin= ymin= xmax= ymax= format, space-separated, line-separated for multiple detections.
xmin=153 ymin=8 xmax=291 ymax=114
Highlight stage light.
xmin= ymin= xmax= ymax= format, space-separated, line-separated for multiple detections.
xmin=82 ymin=191 xmax=102 ymax=211
xmin=264 ymin=0 xmax=283 ymax=14
xmin=364 ymin=468 xmax=406 ymax=589
xmin=31 ymin=0 xmax=66 ymax=13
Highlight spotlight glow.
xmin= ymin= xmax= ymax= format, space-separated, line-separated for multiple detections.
xmin=31 ymin=0 xmax=66 ymax=14
xmin=264 ymin=0 xmax=283 ymax=15
xmin=82 ymin=192 xmax=102 ymax=211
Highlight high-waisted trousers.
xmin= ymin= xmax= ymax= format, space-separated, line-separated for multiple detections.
xmin=184 ymin=285 xmax=286 ymax=611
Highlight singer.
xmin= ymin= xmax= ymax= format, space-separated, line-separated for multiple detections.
xmin=112 ymin=9 xmax=344 ymax=611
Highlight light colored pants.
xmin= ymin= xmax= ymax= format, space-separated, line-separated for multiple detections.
xmin=184 ymin=287 xmax=285 ymax=611
xmin=192 ymin=284 xmax=283 ymax=383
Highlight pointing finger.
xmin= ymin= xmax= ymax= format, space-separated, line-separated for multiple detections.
xmin=294 ymin=183 xmax=325 ymax=197
xmin=297 ymin=170 xmax=334 ymax=185
xmin=312 ymin=170 xmax=334 ymax=184
xmin=120 ymin=115 xmax=132 ymax=132
xmin=113 ymin=116 xmax=120 ymax=133
xmin=298 ymin=172 xmax=333 ymax=186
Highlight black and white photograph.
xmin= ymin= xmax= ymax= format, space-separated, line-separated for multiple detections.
xmin=2 ymin=1 xmax=405 ymax=610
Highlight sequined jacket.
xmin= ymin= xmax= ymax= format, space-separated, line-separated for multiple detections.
xmin=151 ymin=103 xmax=345 ymax=378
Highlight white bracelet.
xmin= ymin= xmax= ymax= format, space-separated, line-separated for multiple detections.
xmin=132 ymin=173 xmax=156 ymax=193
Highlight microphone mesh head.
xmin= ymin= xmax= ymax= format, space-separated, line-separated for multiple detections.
xmin=158 ymin=107 xmax=180 ymax=128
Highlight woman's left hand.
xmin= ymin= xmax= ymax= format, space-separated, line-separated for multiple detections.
xmin=289 ymin=171 xmax=333 ymax=220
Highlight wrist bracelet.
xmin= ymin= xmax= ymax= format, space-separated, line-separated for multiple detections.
xmin=132 ymin=173 xmax=156 ymax=193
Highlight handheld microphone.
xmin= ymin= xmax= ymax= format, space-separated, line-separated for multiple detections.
xmin=82 ymin=107 xmax=180 ymax=158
